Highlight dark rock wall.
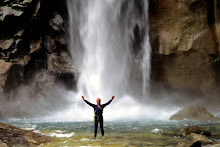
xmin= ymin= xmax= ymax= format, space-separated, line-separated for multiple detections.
xmin=149 ymin=0 xmax=220 ymax=105
xmin=0 ymin=0 xmax=77 ymax=117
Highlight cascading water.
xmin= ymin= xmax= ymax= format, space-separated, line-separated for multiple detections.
xmin=68 ymin=0 xmax=131 ymax=99
xmin=48 ymin=0 xmax=173 ymax=121
xmin=141 ymin=1 xmax=151 ymax=98
xmin=68 ymin=0 xmax=151 ymax=98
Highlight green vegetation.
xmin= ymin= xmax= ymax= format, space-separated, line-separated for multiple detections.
xmin=38 ymin=130 xmax=189 ymax=147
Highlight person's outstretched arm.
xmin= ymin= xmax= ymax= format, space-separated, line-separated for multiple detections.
xmin=82 ymin=96 xmax=95 ymax=108
xmin=102 ymin=96 xmax=115 ymax=108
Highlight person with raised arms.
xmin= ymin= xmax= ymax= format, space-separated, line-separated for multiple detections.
xmin=82 ymin=95 xmax=115 ymax=139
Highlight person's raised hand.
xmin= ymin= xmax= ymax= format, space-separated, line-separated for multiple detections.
xmin=82 ymin=96 xmax=85 ymax=101
xmin=112 ymin=96 xmax=115 ymax=100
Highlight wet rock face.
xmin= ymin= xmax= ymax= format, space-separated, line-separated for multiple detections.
xmin=0 ymin=0 xmax=77 ymax=117
xmin=170 ymin=105 xmax=215 ymax=120
xmin=0 ymin=60 xmax=12 ymax=93
xmin=150 ymin=0 xmax=220 ymax=101
xmin=0 ymin=0 xmax=32 ymax=21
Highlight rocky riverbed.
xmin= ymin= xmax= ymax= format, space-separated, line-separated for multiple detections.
xmin=0 ymin=122 xmax=51 ymax=146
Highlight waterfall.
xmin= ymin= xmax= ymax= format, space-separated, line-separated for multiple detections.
xmin=67 ymin=0 xmax=151 ymax=98
xmin=141 ymin=1 xmax=151 ymax=98
xmin=59 ymin=0 xmax=152 ymax=121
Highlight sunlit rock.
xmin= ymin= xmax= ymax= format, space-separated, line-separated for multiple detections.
xmin=49 ymin=14 xmax=64 ymax=31
xmin=0 ymin=143 xmax=7 ymax=147
xmin=0 ymin=39 xmax=14 ymax=50
xmin=189 ymin=133 xmax=213 ymax=144
xmin=0 ymin=6 xmax=23 ymax=21
xmin=33 ymin=1 xmax=40 ymax=17
xmin=209 ymin=143 xmax=220 ymax=147
xmin=179 ymin=126 xmax=211 ymax=137
xmin=170 ymin=105 xmax=215 ymax=120
xmin=30 ymin=39 xmax=42 ymax=53
xmin=0 ymin=122 xmax=51 ymax=146
xmin=16 ymin=30 xmax=24 ymax=37
xmin=22 ymin=0 xmax=32 ymax=4
xmin=0 ymin=39 xmax=21 ymax=59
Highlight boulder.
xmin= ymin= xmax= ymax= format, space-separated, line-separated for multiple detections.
xmin=179 ymin=126 xmax=211 ymax=137
xmin=170 ymin=104 xmax=215 ymax=120
xmin=189 ymin=133 xmax=213 ymax=144
xmin=0 ymin=122 xmax=51 ymax=146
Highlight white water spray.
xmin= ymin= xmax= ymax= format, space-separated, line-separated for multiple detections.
xmin=51 ymin=0 xmax=169 ymax=121
xmin=68 ymin=0 xmax=151 ymax=98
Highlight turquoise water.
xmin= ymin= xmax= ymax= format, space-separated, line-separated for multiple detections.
xmin=1 ymin=119 xmax=220 ymax=135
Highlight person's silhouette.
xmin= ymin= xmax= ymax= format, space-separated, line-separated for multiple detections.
xmin=82 ymin=96 xmax=115 ymax=139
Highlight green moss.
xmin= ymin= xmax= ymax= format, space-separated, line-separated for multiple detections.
xmin=37 ymin=131 xmax=190 ymax=147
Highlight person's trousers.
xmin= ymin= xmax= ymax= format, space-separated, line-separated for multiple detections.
xmin=94 ymin=115 xmax=104 ymax=137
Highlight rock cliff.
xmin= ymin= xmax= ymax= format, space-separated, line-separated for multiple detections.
xmin=149 ymin=0 xmax=220 ymax=106
xmin=0 ymin=0 xmax=77 ymax=117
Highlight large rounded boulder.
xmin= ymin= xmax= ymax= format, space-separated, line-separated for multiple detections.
xmin=170 ymin=104 xmax=215 ymax=120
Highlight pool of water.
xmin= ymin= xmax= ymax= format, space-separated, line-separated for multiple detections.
xmin=2 ymin=118 xmax=220 ymax=134
xmin=1 ymin=118 xmax=220 ymax=146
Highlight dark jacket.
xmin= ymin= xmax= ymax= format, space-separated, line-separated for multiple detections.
xmin=84 ymin=100 xmax=112 ymax=116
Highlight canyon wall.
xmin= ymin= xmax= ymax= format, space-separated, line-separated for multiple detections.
xmin=0 ymin=0 xmax=220 ymax=116
xmin=0 ymin=0 xmax=77 ymax=117
xmin=149 ymin=0 xmax=220 ymax=106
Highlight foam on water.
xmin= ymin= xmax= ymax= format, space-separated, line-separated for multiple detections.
xmin=34 ymin=130 xmax=75 ymax=138
xmin=49 ymin=132 xmax=75 ymax=138
xmin=150 ymin=128 xmax=163 ymax=134
xmin=20 ymin=124 xmax=37 ymax=130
